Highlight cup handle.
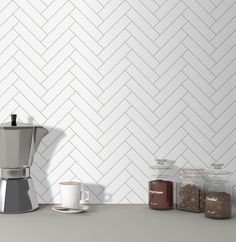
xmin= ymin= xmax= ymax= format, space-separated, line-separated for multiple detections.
xmin=81 ymin=191 xmax=89 ymax=203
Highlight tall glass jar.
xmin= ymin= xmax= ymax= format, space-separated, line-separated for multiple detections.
xmin=149 ymin=159 xmax=175 ymax=210
xmin=205 ymin=163 xmax=231 ymax=219
xmin=176 ymin=168 xmax=205 ymax=212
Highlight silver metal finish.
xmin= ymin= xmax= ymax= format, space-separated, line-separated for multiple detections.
xmin=0 ymin=125 xmax=48 ymax=169
xmin=0 ymin=168 xmax=30 ymax=179
xmin=0 ymin=178 xmax=38 ymax=213
xmin=0 ymin=115 xmax=48 ymax=213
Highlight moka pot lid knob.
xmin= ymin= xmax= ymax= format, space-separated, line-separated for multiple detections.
xmin=11 ymin=114 xmax=17 ymax=126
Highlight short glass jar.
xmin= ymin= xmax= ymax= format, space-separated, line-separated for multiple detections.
xmin=149 ymin=159 xmax=175 ymax=210
xmin=205 ymin=163 xmax=231 ymax=219
xmin=176 ymin=168 xmax=205 ymax=212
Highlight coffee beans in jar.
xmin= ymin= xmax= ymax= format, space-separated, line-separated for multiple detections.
xmin=205 ymin=192 xmax=231 ymax=219
xmin=176 ymin=168 xmax=205 ymax=213
xmin=176 ymin=184 xmax=205 ymax=212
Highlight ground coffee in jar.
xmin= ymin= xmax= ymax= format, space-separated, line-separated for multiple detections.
xmin=149 ymin=159 xmax=175 ymax=210
xmin=205 ymin=164 xmax=232 ymax=219
xmin=149 ymin=180 xmax=173 ymax=209
xmin=205 ymin=192 xmax=231 ymax=219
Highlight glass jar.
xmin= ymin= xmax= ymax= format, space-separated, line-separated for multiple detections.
xmin=149 ymin=159 xmax=175 ymax=210
xmin=176 ymin=168 xmax=205 ymax=212
xmin=205 ymin=163 xmax=231 ymax=219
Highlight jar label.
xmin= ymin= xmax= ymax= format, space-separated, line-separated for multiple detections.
xmin=149 ymin=190 xmax=164 ymax=195
xmin=206 ymin=197 xmax=217 ymax=202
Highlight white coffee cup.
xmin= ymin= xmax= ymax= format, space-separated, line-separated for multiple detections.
xmin=59 ymin=181 xmax=89 ymax=208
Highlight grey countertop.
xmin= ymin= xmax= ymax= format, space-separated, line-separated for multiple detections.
xmin=0 ymin=205 xmax=235 ymax=242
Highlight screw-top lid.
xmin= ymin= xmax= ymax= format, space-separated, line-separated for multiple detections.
xmin=149 ymin=159 xmax=175 ymax=170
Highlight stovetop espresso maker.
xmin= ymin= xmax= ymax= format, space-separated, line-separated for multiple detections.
xmin=0 ymin=114 xmax=48 ymax=213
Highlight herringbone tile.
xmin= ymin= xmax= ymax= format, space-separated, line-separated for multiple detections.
xmin=0 ymin=0 xmax=235 ymax=203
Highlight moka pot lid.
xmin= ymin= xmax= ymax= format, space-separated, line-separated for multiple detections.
xmin=0 ymin=114 xmax=43 ymax=129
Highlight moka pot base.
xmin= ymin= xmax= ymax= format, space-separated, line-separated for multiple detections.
xmin=0 ymin=177 xmax=38 ymax=213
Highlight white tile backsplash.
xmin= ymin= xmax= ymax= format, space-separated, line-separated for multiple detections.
xmin=0 ymin=0 xmax=235 ymax=203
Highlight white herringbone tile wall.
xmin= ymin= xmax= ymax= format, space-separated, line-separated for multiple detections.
xmin=0 ymin=0 xmax=235 ymax=203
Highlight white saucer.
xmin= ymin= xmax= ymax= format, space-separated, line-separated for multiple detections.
xmin=52 ymin=205 xmax=89 ymax=214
